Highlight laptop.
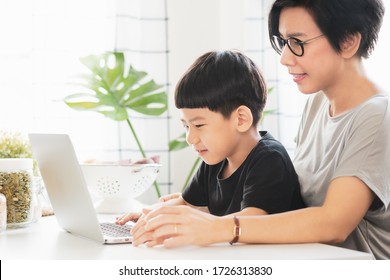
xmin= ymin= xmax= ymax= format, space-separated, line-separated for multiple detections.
xmin=29 ymin=133 xmax=133 ymax=244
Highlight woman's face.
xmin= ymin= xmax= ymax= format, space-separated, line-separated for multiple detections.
xmin=278 ymin=7 xmax=345 ymax=95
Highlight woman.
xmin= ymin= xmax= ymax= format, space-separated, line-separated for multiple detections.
xmin=134 ymin=0 xmax=389 ymax=259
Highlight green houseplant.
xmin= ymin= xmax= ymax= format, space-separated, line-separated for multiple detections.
xmin=64 ymin=52 xmax=168 ymax=197
xmin=0 ymin=130 xmax=40 ymax=176
xmin=0 ymin=130 xmax=33 ymax=159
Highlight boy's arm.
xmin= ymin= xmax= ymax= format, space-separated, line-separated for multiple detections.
xmin=158 ymin=192 xmax=182 ymax=203
xmin=159 ymin=192 xmax=209 ymax=213
xmin=166 ymin=195 xmax=209 ymax=213
xmin=116 ymin=195 xmax=186 ymax=225
xmin=227 ymin=207 xmax=267 ymax=217
xmin=116 ymin=195 xmax=209 ymax=225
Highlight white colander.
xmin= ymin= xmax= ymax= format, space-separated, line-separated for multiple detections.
xmin=80 ymin=163 xmax=161 ymax=213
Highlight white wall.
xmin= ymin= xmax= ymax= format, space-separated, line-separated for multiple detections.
xmin=166 ymin=0 xmax=249 ymax=193
xmin=364 ymin=3 xmax=390 ymax=91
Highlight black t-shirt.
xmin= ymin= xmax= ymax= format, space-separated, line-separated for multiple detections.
xmin=182 ymin=131 xmax=305 ymax=216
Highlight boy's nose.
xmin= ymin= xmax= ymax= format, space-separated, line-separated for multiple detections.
xmin=186 ymin=129 xmax=199 ymax=145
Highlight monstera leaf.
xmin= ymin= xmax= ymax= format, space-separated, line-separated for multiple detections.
xmin=64 ymin=52 xmax=167 ymax=197
xmin=64 ymin=52 xmax=167 ymax=120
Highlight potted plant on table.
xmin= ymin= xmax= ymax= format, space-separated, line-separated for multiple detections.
xmin=64 ymin=52 xmax=168 ymax=198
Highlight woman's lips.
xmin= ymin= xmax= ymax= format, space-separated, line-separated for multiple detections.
xmin=292 ymin=73 xmax=307 ymax=83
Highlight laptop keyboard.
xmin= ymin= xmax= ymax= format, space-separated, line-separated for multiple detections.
xmin=100 ymin=222 xmax=133 ymax=237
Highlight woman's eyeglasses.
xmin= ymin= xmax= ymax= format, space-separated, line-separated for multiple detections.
xmin=272 ymin=34 xmax=324 ymax=57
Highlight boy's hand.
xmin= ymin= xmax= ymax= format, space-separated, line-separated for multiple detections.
xmin=115 ymin=212 xmax=142 ymax=225
xmin=158 ymin=192 xmax=181 ymax=203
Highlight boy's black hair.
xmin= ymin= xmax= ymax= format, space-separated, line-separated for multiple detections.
xmin=175 ymin=50 xmax=267 ymax=127
xmin=268 ymin=0 xmax=385 ymax=59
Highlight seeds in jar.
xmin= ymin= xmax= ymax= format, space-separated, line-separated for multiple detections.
xmin=0 ymin=171 xmax=32 ymax=224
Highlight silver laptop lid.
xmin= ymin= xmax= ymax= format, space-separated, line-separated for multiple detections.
xmin=29 ymin=133 xmax=105 ymax=243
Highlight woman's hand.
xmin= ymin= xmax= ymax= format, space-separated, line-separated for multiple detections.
xmin=132 ymin=205 xmax=227 ymax=248
xmin=117 ymin=208 xmax=161 ymax=246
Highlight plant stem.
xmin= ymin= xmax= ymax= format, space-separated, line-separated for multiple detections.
xmin=182 ymin=157 xmax=201 ymax=191
xmin=126 ymin=118 xmax=161 ymax=198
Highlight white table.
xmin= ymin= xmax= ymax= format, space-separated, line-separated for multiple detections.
xmin=0 ymin=215 xmax=374 ymax=260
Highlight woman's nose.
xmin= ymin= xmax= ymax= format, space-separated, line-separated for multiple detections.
xmin=280 ymin=46 xmax=297 ymax=67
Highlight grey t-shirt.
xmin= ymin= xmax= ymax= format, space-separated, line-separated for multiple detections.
xmin=294 ymin=92 xmax=390 ymax=259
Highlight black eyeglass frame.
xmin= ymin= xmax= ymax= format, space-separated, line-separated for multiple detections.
xmin=272 ymin=34 xmax=324 ymax=57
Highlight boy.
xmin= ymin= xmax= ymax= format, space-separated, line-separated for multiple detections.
xmin=118 ymin=50 xmax=305 ymax=245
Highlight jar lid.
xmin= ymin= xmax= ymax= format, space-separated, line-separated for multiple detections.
xmin=0 ymin=158 xmax=33 ymax=171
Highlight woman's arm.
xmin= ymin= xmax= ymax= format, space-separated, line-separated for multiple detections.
xmin=237 ymin=177 xmax=374 ymax=244
xmin=140 ymin=176 xmax=374 ymax=248
xmin=131 ymin=204 xmax=267 ymax=246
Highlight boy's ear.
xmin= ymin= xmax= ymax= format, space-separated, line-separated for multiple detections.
xmin=235 ymin=105 xmax=253 ymax=132
xmin=341 ymin=32 xmax=361 ymax=58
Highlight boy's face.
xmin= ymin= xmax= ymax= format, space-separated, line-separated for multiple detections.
xmin=180 ymin=108 xmax=240 ymax=165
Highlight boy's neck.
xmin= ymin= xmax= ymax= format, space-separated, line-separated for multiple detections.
xmin=222 ymin=129 xmax=261 ymax=179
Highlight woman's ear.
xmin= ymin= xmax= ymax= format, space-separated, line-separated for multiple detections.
xmin=341 ymin=33 xmax=362 ymax=58
xmin=235 ymin=105 xmax=253 ymax=132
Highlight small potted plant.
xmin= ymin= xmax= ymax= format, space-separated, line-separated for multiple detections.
xmin=64 ymin=52 xmax=168 ymax=198
xmin=0 ymin=130 xmax=33 ymax=160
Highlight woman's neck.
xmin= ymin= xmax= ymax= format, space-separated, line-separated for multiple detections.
xmin=324 ymin=60 xmax=378 ymax=117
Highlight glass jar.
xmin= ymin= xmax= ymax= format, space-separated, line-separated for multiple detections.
xmin=0 ymin=158 xmax=34 ymax=228
xmin=0 ymin=192 xmax=6 ymax=232
xmin=32 ymin=175 xmax=44 ymax=222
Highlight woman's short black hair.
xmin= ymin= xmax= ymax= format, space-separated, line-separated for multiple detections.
xmin=268 ymin=0 xmax=385 ymax=59
xmin=175 ymin=50 xmax=267 ymax=127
